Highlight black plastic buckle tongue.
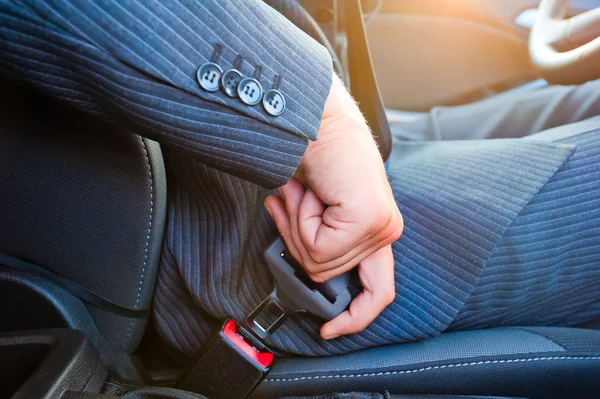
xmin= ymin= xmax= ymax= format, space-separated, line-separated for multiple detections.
xmin=246 ymin=237 xmax=352 ymax=339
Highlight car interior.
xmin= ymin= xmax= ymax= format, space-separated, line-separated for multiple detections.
xmin=1 ymin=0 xmax=600 ymax=398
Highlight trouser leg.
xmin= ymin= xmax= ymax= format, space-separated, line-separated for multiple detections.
xmin=450 ymin=120 xmax=600 ymax=330
xmin=391 ymin=79 xmax=600 ymax=142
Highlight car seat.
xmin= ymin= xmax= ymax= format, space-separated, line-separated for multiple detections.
xmin=2 ymin=82 xmax=600 ymax=399
xmin=0 ymin=80 xmax=166 ymax=374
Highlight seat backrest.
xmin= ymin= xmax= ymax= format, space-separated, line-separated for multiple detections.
xmin=0 ymin=82 xmax=166 ymax=353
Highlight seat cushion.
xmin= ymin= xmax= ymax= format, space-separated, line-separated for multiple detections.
xmin=253 ymin=327 xmax=600 ymax=399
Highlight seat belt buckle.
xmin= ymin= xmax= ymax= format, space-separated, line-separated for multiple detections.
xmin=246 ymin=237 xmax=352 ymax=339
xmin=178 ymin=319 xmax=273 ymax=399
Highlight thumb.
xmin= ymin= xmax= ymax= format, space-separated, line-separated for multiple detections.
xmin=320 ymin=245 xmax=395 ymax=339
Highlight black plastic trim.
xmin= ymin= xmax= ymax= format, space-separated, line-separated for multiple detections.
xmin=0 ymin=329 xmax=107 ymax=399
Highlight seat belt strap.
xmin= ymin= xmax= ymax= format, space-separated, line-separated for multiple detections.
xmin=342 ymin=0 xmax=393 ymax=161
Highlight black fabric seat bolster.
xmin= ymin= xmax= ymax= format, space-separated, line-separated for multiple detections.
xmin=0 ymin=82 xmax=167 ymax=352
xmin=0 ymin=252 xmax=148 ymax=318
xmin=253 ymin=327 xmax=600 ymax=399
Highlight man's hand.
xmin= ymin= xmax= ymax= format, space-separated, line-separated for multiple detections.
xmin=264 ymin=74 xmax=403 ymax=339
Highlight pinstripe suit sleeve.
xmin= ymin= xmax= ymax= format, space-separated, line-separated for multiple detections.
xmin=0 ymin=0 xmax=333 ymax=188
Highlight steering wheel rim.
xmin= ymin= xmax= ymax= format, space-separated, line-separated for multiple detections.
xmin=529 ymin=0 xmax=600 ymax=84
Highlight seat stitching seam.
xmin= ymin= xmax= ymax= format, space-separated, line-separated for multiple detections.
xmin=265 ymin=356 xmax=600 ymax=382
xmin=122 ymin=135 xmax=155 ymax=350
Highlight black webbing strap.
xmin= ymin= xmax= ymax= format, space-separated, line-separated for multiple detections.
xmin=0 ymin=251 xmax=149 ymax=318
xmin=342 ymin=0 xmax=392 ymax=161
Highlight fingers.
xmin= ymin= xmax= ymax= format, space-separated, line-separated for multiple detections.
xmin=267 ymin=178 xmax=403 ymax=283
xmin=266 ymin=194 xmax=397 ymax=339
xmin=278 ymin=179 xmax=314 ymax=266
xmin=297 ymin=188 xmax=326 ymax=251
xmin=264 ymin=181 xmax=305 ymax=264
xmin=298 ymin=191 xmax=401 ymax=280
xmin=320 ymin=245 xmax=395 ymax=339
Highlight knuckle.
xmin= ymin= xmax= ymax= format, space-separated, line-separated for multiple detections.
xmin=382 ymin=210 xmax=404 ymax=245
xmin=383 ymin=286 xmax=396 ymax=305
xmin=389 ymin=211 xmax=404 ymax=242
xmin=307 ymin=247 xmax=330 ymax=264
xmin=304 ymin=261 xmax=336 ymax=278
xmin=377 ymin=283 xmax=396 ymax=307
xmin=303 ymin=238 xmax=319 ymax=255
xmin=303 ymin=262 xmax=323 ymax=275
xmin=280 ymin=232 xmax=293 ymax=246
xmin=395 ymin=211 xmax=404 ymax=237
xmin=308 ymin=271 xmax=328 ymax=283
xmin=370 ymin=208 xmax=391 ymax=233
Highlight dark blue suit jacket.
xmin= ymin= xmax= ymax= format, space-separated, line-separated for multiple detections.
xmin=0 ymin=0 xmax=333 ymax=188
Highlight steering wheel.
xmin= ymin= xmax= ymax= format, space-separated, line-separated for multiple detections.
xmin=529 ymin=0 xmax=600 ymax=84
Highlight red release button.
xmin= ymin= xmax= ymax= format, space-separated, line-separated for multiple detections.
xmin=221 ymin=320 xmax=274 ymax=368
